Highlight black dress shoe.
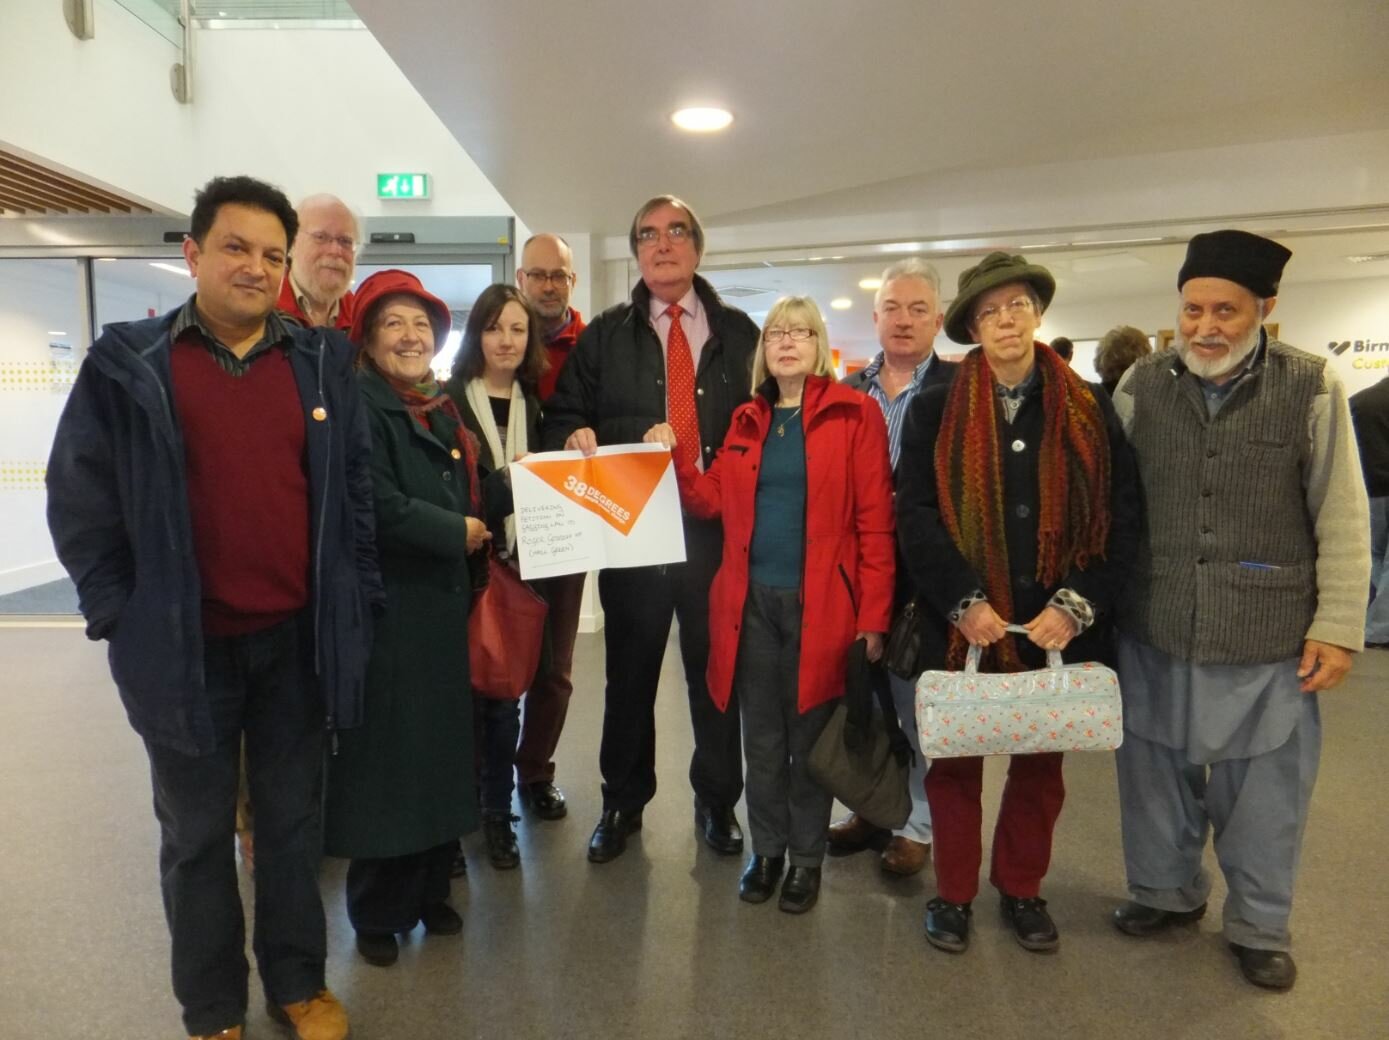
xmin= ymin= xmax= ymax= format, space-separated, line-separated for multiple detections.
xmin=738 ymin=855 xmax=785 ymax=904
xmin=355 ymin=931 xmax=398 ymax=967
xmin=587 ymin=809 xmax=643 ymax=864
xmin=1000 ymin=893 xmax=1059 ymax=952
xmin=520 ymin=780 xmax=568 ymax=820
xmin=1112 ymin=900 xmax=1207 ymax=937
xmin=778 ymin=866 xmax=821 ymax=914
xmin=421 ymin=902 xmax=463 ymax=936
xmin=924 ymin=898 xmax=972 ymax=953
xmin=1230 ymin=943 xmax=1297 ymax=990
xmin=483 ymin=813 xmax=521 ymax=869
xmin=694 ymin=801 xmax=744 ymax=855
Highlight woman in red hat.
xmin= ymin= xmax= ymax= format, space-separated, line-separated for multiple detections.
xmin=323 ymin=269 xmax=490 ymax=967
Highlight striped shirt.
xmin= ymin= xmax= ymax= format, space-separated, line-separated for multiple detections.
xmin=172 ymin=295 xmax=293 ymax=378
xmin=859 ymin=350 xmax=938 ymax=469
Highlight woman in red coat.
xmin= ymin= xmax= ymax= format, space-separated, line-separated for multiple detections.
xmin=648 ymin=295 xmax=895 ymax=912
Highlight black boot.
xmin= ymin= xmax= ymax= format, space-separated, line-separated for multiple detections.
xmin=483 ymin=813 xmax=520 ymax=869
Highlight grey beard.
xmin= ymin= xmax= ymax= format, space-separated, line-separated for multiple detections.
xmin=1175 ymin=323 xmax=1261 ymax=381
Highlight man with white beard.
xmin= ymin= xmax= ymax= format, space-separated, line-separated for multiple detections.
xmin=277 ymin=194 xmax=359 ymax=331
xmin=1108 ymin=230 xmax=1369 ymax=991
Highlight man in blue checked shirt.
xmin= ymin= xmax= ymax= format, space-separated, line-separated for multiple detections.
xmin=830 ymin=257 xmax=956 ymax=875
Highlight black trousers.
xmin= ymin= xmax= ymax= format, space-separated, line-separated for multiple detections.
xmin=596 ymin=517 xmax=743 ymax=812
xmin=346 ymin=843 xmax=455 ymax=935
xmin=143 ymin=614 xmax=326 ymax=1037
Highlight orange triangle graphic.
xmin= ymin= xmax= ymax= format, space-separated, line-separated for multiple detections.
xmin=522 ymin=451 xmax=672 ymax=534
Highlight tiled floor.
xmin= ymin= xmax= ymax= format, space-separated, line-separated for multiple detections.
xmin=1 ymin=626 xmax=1386 ymax=1039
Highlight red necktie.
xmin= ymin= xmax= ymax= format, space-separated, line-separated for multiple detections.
xmin=665 ymin=304 xmax=700 ymax=469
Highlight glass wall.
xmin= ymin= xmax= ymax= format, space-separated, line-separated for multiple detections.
xmin=0 ymin=260 xmax=84 ymax=614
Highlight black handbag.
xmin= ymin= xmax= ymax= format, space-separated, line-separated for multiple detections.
xmin=882 ymin=598 xmax=925 ymax=679
xmin=807 ymin=638 xmax=914 ymax=830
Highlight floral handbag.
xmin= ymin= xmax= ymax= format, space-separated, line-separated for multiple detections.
xmin=914 ymin=625 xmax=1123 ymax=758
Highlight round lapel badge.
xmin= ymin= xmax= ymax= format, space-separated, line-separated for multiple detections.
xmin=312 ymin=406 xmax=327 ymax=422
xmin=451 ymin=448 xmax=462 ymax=460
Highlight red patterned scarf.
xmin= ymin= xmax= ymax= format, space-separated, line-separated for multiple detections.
xmin=372 ymin=363 xmax=482 ymax=513
xmin=934 ymin=343 xmax=1110 ymax=671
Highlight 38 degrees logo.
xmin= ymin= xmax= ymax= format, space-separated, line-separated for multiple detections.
xmin=520 ymin=452 xmax=671 ymax=534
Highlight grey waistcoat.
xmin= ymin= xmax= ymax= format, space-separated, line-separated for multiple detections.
xmin=1119 ymin=341 xmax=1325 ymax=665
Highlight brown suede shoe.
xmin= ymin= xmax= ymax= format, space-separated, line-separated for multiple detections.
xmin=826 ymin=812 xmax=889 ymax=853
xmin=880 ymin=836 xmax=930 ymax=876
xmin=268 ymin=989 xmax=349 ymax=1040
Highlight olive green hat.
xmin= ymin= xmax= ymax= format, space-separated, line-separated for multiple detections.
xmin=943 ymin=251 xmax=1056 ymax=345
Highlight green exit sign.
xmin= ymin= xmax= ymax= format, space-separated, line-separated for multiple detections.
xmin=377 ymin=173 xmax=430 ymax=200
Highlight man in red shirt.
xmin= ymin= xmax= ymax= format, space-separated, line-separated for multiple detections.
xmin=276 ymin=193 xmax=358 ymax=331
xmin=513 ymin=233 xmax=586 ymax=819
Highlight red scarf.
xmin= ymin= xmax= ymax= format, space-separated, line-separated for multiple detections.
xmin=934 ymin=343 xmax=1110 ymax=671
xmin=372 ymin=363 xmax=482 ymax=513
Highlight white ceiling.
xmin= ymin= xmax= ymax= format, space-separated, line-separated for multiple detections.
xmin=350 ymin=0 xmax=1389 ymax=235
xmin=701 ymin=229 xmax=1389 ymax=359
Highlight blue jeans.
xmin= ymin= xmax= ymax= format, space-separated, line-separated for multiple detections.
xmin=143 ymin=613 xmax=327 ymax=1037
xmin=477 ymin=696 xmax=521 ymax=816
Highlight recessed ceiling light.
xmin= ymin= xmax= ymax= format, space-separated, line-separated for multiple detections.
xmin=48 ymin=330 xmax=67 ymax=336
xmin=881 ymin=242 xmax=925 ymax=253
xmin=149 ymin=262 xmax=191 ymax=277
xmin=858 ymin=278 xmax=883 ymax=291
xmin=1346 ymin=253 xmax=1389 ymax=264
xmin=96 ymin=257 xmax=116 ymax=262
xmin=830 ymin=298 xmax=852 ymax=310
xmin=671 ymin=107 xmax=733 ymax=133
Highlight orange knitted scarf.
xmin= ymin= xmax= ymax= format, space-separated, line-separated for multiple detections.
xmin=934 ymin=343 xmax=1110 ymax=671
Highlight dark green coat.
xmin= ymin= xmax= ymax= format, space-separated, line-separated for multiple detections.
xmin=324 ymin=367 xmax=481 ymax=859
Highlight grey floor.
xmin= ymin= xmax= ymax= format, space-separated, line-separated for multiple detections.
xmin=1 ymin=627 xmax=1387 ymax=1040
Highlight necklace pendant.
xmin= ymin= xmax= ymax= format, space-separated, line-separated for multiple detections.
xmin=776 ymin=424 xmax=785 ymax=437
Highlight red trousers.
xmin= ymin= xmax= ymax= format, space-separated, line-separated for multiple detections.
xmin=925 ymin=752 xmax=1065 ymax=903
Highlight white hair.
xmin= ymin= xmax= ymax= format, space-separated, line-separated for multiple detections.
xmin=874 ymin=258 xmax=941 ymax=308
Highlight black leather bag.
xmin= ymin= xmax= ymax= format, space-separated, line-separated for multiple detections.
xmin=882 ymin=598 xmax=924 ymax=680
xmin=807 ymin=638 xmax=914 ymax=830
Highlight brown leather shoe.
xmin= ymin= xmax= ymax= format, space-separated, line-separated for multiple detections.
xmin=880 ymin=836 xmax=930 ymax=876
xmin=191 ymin=1029 xmax=242 ymax=1040
xmin=826 ymin=813 xmax=888 ymax=853
xmin=268 ymin=989 xmax=349 ymax=1040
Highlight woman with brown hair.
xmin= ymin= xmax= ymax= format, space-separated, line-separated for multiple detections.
xmin=896 ymin=252 xmax=1139 ymax=954
xmin=446 ymin=284 xmax=549 ymax=870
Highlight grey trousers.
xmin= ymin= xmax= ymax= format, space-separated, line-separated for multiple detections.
xmin=735 ymin=583 xmax=836 ymax=867
xmin=1115 ymin=695 xmax=1321 ymax=951
xmin=888 ymin=672 xmax=933 ymax=844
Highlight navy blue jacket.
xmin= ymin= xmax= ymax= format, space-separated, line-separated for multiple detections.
xmin=46 ymin=305 xmax=384 ymax=755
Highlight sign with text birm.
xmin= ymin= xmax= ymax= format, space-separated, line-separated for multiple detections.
xmin=510 ymin=444 xmax=686 ymax=580
xmin=376 ymin=173 xmax=430 ymax=200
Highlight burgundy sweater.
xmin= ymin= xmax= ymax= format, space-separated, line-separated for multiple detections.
xmin=170 ymin=336 xmax=310 ymax=636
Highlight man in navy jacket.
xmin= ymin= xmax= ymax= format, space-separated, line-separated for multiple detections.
xmin=46 ymin=175 xmax=380 ymax=1040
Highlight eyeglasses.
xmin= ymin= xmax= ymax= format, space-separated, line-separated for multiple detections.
xmin=636 ymin=224 xmax=693 ymax=247
xmin=521 ymin=269 xmax=574 ymax=286
xmin=973 ymin=296 xmax=1035 ymax=327
xmin=763 ymin=326 xmax=816 ymax=343
xmin=304 ymin=230 xmax=358 ymax=253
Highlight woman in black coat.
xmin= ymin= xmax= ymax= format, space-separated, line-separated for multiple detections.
xmin=896 ymin=253 xmax=1139 ymax=957
xmin=323 ymin=269 xmax=490 ymax=968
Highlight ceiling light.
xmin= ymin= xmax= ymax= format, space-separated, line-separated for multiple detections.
xmin=1346 ymin=253 xmax=1389 ymax=264
xmin=96 ymin=257 xmax=116 ymax=262
xmin=48 ymin=330 xmax=67 ymax=336
xmin=830 ymin=298 xmax=852 ymax=310
xmin=671 ymin=107 xmax=733 ymax=133
xmin=881 ymin=242 xmax=924 ymax=253
xmin=149 ymin=262 xmax=191 ymax=277
xmin=858 ymin=278 xmax=883 ymax=291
